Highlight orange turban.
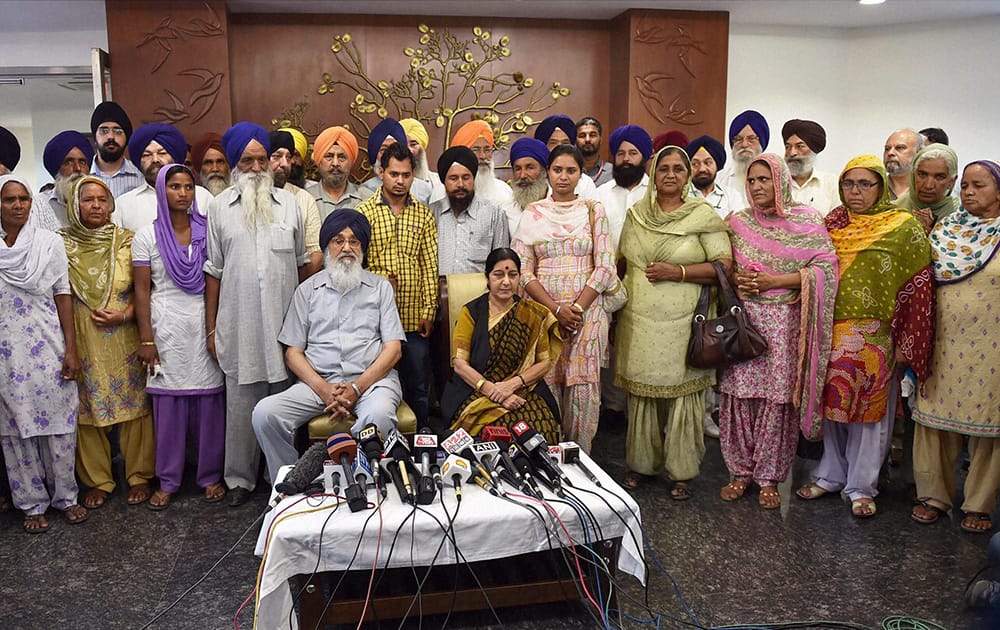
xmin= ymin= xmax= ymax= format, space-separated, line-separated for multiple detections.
xmin=312 ymin=126 xmax=359 ymax=166
xmin=450 ymin=120 xmax=494 ymax=149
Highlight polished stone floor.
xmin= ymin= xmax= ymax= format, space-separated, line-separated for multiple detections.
xmin=0 ymin=416 xmax=997 ymax=630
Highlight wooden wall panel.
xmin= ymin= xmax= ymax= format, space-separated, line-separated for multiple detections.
xmin=611 ymin=9 xmax=729 ymax=142
xmin=105 ymin=0 xmax=233 ymax=141
xmin=228 ymin=13 xmax=612 ymax=165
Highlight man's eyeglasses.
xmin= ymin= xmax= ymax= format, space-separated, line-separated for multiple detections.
xmin=97 ymin=126 xmax=126 ymax=138
xmin=330 ymin=236 xmax=362 ymax=249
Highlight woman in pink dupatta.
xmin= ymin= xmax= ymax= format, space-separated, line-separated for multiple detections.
xmin=718 ymin=154 xmax=838 ymax=509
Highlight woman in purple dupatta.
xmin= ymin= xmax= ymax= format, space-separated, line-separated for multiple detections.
xmin=132 ymin=164 xmax=226 ymax=509
xmin=718 ymin=154 xmax=838 ymax=509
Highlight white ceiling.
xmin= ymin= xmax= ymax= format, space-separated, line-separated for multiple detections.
xmin=2 ymin=0 xmax=1000 ymax=33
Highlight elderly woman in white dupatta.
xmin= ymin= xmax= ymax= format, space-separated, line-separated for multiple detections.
xmin=911 ymin=160 xmax=1000 ymax=534
xmin=0 ymin=174 xmax=87 ymax=533
xmin=615 ymin=146 xmax=732 ymax=499
xmin=719 ymin=154 xmax=838 ymax=509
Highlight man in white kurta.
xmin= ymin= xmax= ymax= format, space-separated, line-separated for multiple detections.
xmin=203 ymin=122 xmax=309 ymax=506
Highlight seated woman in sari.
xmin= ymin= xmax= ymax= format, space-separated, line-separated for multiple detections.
xmin=441 ymin=248 xmax=563 ymax=444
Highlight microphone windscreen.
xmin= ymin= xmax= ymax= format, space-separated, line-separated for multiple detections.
xmin=481 ymin=425 xmax=513 ymax=447
xmin=326 ymin=432 xmax=358 ymax=462
xmin=276 ymin=441 xmax=328 ymax=495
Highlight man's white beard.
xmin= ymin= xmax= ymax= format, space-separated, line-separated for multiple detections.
xmin=234 ymin=168 xmax=274 ymax=229
xmin=512 ymin=175 xmax=549 ymax=210
xmin=787 ymin=153 xmax=817 ymax=180
xmin=204 ymin=173 xmax=230 ymax=197
xmin=413 ymin=149 xmax=430 ymax=181
xmin=326 ymin=251 xmax=362 ymax=293
xmin=475 ymin=162 xmax=496 ymax=196
xmin=54 ymin=172 xmax=83 ymax=205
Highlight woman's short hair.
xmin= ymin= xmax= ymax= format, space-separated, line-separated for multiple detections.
xmin=547 ymin=144 xmax=584 ymax=170
xmin=485 ymin=247 xmax=521 ymax=276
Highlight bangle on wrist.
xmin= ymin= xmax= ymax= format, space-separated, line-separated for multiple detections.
xmin=207 ymin=329 xmax=216 ymax=337
xmin=121 ymin=311 xmax=127 ymax=323
xmin=679 ymin=264 xmax=687 ymax=283
xmin=571 ymin=302 xmax=584 ymax=313
xmin=517 ymin=374 xmax=526 ymax=387
xmin=554 ymin=305 xmax=562 ymax=316
xmin=350 ymin=382 xmax=362 ymax=398
xmin=139 ymin=341 xmax=156 ymax=346
xmin=475 ymin=377 xmax=486 ymax=393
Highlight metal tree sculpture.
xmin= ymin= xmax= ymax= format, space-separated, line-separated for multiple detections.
xmin=274 ymin=24 xmax=570 ymax=170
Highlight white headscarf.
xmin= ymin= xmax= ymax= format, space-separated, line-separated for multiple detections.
xmin=0 ymin=174 xmax=68 ymax=294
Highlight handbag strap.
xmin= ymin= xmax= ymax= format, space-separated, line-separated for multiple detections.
xmin=710 ymin=260 xmax=744 ymax=313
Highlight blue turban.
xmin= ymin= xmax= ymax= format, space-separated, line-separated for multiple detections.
xmin=685 ymin=135 xmax=727 ymax=170
xmin=0 ymin=126 xmax=20 ymax=171
xmin=221 ymin=122 xmax=270 ymax=170
xmin=509 ymin=138 xmax=549 ymax=168
xmin=43 ymin=131 xmax=94 ymax=177
xmin=728 ymin=109 xmax=769 ymax=149
xmin=534 ymin=115 xmax=576 ymax=144
xmin=319 ymin=208 xmax=372 ymax=252
xmin=609 ymin=125 xmax=653 ymax=161
xmin=128 ymin=123 xmax=187 ymax=170
xmin=367 ymin=118 xmax=407 ymax=167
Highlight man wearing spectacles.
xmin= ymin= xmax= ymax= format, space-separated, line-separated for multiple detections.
xmin=721 ymin=109 xmax=770 ymax=209
xmin=89 ymin=101 xmax=144 ymax=199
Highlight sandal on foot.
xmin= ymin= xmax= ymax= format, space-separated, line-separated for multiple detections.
xmin=796 ymin=483 xmax=829 ymax=501
xmin=758 ymin=486 xmax=781 ymax=510
xmin=851 ymin=498 xmax=877 ymax=518
xmin=622 ymin=471 xmax=648 ymax=490
xmin=911 ymin=500 xmax=947 ymax=524
xmin=962 ymin=512 xmax=992 ymax=534
xmin=127 ymin=483 xmax=151 ymax=505
xmin=671 ymin=482 xmax=692 ymax=501
xmin=63 ymin=504 xmax=88 ymax=524
xmin=82 ymin=488 xmax=108 ymax=509
xmin=147 ymin=490 xmax=172 ymax=511
xmin=203 ymin=483 xmax=226 ymax=503
xmin=23 ymin=514 xmax=49 ymax=534
xmin=720 ymin=480 xmax=748 ymax=502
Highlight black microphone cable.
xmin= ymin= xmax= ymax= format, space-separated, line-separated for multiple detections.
xmin=397 ymin=496 xmax=463 ymax=629
xmin=138 ymin=508 xmax=268 ymax=630
xmin=312 ymin=495 xmax=387 ymax=630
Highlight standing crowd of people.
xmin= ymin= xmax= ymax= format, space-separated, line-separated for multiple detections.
xmin=0 ymin=99 xmax=996 ymax=536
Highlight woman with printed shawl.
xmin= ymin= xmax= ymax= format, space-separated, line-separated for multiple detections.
xmin=62 ymin=176 xmax=154 ymax=509
xmin=797 ymin=154 xmax=934 ymax=518
xmin=443 ymin=248 xmax=563 ymax=445
xmin=719 ymin=154 xmax=838 ymax=509
xmin=911 ymin=160 xmax=1000 ymax=534
xmin=895 ymin=143 xmax=960 ymax=230
xmin=615 ymin=146 xmax=732 ymax=499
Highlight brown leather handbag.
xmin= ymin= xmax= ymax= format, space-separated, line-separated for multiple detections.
xmin=686 ymin=261 xmax=768 ymax=369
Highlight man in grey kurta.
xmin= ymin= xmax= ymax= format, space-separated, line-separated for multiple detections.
xmin=431 ymin=146 xmax=510 ymax=275
xmin=203 ymin=122 xmax=308 ymax=506
xmin=252 ymin=209 xmax=405 ymax=483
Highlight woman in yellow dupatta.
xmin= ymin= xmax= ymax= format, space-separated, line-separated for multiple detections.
xmin=615 ymin=146 xmax=732 ymax=498
xmin=62 ymin=176 xmax=154 ymax=509
xmin=443 ymin=248 xmax=563 ymax=444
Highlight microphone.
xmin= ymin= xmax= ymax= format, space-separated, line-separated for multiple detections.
xmin=413 ymin=428 xmax=438 ymax=505
xmin=323 ymin=460 xmax=344 ymax=495
xmin=560 ymin=441 xmax=600 ymax=486
xmin=480 ymin=425 xmax=513 ymax=447
xmin=358 ymin=423 xmax=387 ymax=500
xmin=274 ymin=441 xmax=327 ymax=497
xmin=352 ymin=450 xmax=375 ymax=496
xmin=511 ymin=421 xmax=573 ymax=490
xmin=508 ymin=445 xmax=544 ymax=499
xmin=326 ymin=433 xmax=367 ymax=512
xmin=440 ymin=454 xmax=472 ymax=501
xmin=441 ymin=429 xmax=504 ymax=495
xmin=382 ymin=457 xmax=408 ymax=503
xmin=384 ymin=429 xmax=416 ymax=503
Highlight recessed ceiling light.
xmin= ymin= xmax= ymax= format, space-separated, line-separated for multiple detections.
xmin=859 ymin=0 xmax=886 ymax=5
